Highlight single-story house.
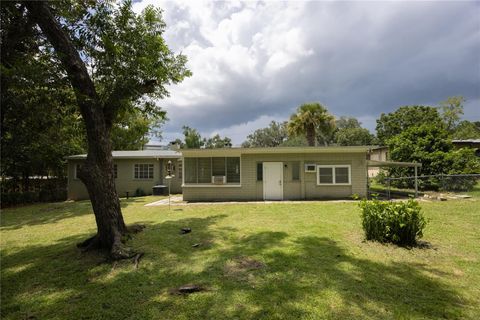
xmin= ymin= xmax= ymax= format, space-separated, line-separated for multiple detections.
xmin=181 ymin=146 xmax=375 ymax=201
xmin=67 ymin=150 xmax=182 ymax=200
xmin=452 ymin=139 xmax=480 ymax=157
xmin=367 ymin=146 xmax=389 ymax=177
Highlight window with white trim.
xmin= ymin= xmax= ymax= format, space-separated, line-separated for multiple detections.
xmin=134 ymin=164 xmax=154 ymax=179
xmin=317 ymin=165 xmax=351 ymax=185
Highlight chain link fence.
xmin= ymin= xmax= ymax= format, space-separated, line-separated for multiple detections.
xmin=368 ymin=173 xmax=480 ymax=200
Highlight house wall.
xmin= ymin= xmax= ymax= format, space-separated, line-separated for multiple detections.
xmin=67 ymin=158 xmax=182 ymax=200
xmin=368 ymin=148 xmax=388 ymax=177
xmin=183 ymin=152 xmax=367 ymax=201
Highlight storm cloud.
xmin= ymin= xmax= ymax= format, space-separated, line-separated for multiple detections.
xmin=133 ymin=1 xmax=480 ymax=144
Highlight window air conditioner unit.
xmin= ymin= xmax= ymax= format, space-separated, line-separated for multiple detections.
xmin=212 ymin=175 xmax=226 ymax=184
xmin=305 ymin=164 xmax=316 ymax=172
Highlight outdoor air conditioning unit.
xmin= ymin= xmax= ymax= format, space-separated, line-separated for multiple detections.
xmin=212 ymin=175 xmax=226 ymax=184
xmin=305 ymin=164 xmax=316 ymax=172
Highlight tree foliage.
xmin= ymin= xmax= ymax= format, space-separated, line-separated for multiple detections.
xmin=439 ymin=96 xmax=465 ymax=132
xmin=1 ymin=2 xmax=84 ymax=181
xmin=111 ymin=109 xmax=166 ymax=150
xmin=181 ymin=126 xmax=232 ymax=148
xmin=376 ymin=106 xmax=444 ymax=145
xmin=204 ymin=134 xmax=232 ymax=148
xmin=386 ymin=124 xmax=480 ymax=190
xmin=452 ymin=120 xmax=480 ymax=140
xmin=333 ymin=117 xmax=376 ymax=146
xmin=242 ymin=121 xmax=288 ymax=147
xmin=182 ymin=126 xmax=204 ymax=149
xmin=288 ymin=103 xmax=335 ymax=146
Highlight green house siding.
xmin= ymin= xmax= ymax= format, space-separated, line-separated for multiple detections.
xmin=67 ymin=158 xmax=182 ymax=200
xmin=183 ymin=152 xmax=367 ymax=201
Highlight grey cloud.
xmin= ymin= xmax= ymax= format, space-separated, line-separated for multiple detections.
xmin=156 ymin=1 xmax=479 ymax=143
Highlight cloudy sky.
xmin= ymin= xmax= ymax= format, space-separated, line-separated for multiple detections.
xmin=133 ymin=0 xmax=480 ymax=145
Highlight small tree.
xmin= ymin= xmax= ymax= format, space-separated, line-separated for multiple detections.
xmin=242 ymin=121 xmax=288 ymax=148
xmin=182 ymin=126 xmax=204 ymax=149
xmin=439 ymin=96 xmax=465 ymax=132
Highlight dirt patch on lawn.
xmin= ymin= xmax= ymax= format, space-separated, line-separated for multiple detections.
xmin=224 ymin=256 xmax=265 ymax=283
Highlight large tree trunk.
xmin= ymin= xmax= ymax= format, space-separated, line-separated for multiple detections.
xmin=25 ymin=1 xmax=138 ymax=259
xmin=77 ymin=123 xmax=130 ymax=258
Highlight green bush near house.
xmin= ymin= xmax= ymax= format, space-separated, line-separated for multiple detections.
xmin=135 ymin=188 xmax=146 ymax=197
xmin=359 ymin=199 xmax=427 ymax=246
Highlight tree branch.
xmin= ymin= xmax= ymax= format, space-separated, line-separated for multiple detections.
xmin=24 ymin=1 xmax=98 ymax=111
xmin=103 ymin=80 xmax=157 ymax=127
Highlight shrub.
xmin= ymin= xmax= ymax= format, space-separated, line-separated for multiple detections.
xmin=135 ymin=188 xmax=146 ymax=197
xmin=359 ymin=199 xmax=426 ymax=246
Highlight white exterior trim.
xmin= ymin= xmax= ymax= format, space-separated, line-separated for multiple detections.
xmin=182 ymin=184 xmax=242 ymax=188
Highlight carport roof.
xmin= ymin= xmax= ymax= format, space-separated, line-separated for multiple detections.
xmin=367 ymin=160 xmax=422 ymax=167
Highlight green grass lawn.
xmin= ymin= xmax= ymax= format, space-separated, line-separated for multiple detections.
xmin=1 ymin=196 xmax=479 ymax=319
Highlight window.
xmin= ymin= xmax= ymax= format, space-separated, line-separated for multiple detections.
xmin=114 ymin=164 xmax=118 ymax=179
xmin=256 ymin=162 xmax=263 ymax=181
xmin=226 ymin=157 xmax=240 ymax=183
xmin=292 ymin=162 xmax=300 ymax=181
xmin=134 ymin=164 xmax=154 ymax=179
xmin=184 ymin=158 xmax=197 ymax=183
xmin=317 ymin=165 xmax=351 ymax=185
xmin=212 ymin=157 xmax=226 ymax=176
xmin=178 ymin=160 xmax=182 ymax=179
xmin=318 ymin=167 xmax=333 ymax=184
xmin=183 ymin=157 xmax=241 ymax=184
xmin=198 ymin=158 xmax=211 ymax=183
xmin=74 ymin=164 xmax=82 ymax=179
xmin=305 ymin=164 xmax=316 ymax=172
xmin=335 ymin=167 xmax=349 ymax=184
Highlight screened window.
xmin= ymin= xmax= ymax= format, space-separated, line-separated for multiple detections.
xmin=198 ymin=158 xmax=211 ymax=183
xmin=183 ymin=157 xmax=241 ymax=184
xmin=257 ymin=162 xmax=263 ymax=181
xmin=317 ymin=165 xmax=351 ymax=185
xmin=212 ymin=157 xmax=226 ymax=176
xmin=226 ymin=157 xmax=240 ymax=183
xmin=184 ymin=158 xmax=197 ymax=183
xmin=178 ymin=160 xmax=182 ymax=179
xmin=134 ymin=164 xmax=154 ymax=179
xmin=292 ymin=162 xmax=300 ymax=181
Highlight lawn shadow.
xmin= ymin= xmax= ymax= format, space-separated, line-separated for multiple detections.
xmin=1 ymin=214 xmax=467 ymax=319
xmin=0 ymin=197 xmax=146 ymax=231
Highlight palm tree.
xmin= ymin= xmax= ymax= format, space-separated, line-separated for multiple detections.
xmin=287 ymin=103 xmax=335 ymax=146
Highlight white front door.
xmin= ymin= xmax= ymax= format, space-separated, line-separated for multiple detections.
xmin=263 ymin=162 xmax=283 ymax=200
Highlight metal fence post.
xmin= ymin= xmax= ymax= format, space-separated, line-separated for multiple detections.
xmin=414 ymin=166 xmax=418 ymax=198
xmin=387 ymin=177 xmax=391 ymax=200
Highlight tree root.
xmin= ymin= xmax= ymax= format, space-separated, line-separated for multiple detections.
xmin=127 ymin=224 xmax=146 ymax=234
xmin=133 ymin=252 xmax=144 ymax=269
xmin=77 ymin=235 xmax=101 ymax=252
xmin=76 ymin=224 xmax=146 ymax=261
